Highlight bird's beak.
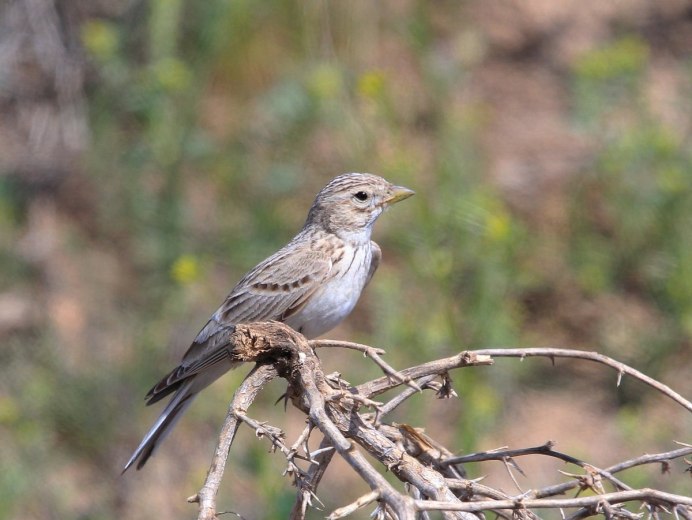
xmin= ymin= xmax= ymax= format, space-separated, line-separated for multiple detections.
xmin=384 ymin=185 xmax=415 ymax=205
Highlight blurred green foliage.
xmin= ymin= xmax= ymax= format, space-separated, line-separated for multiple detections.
xmin=570 ymin=36 xmax=692 ymax=372
xmin=1 ymin=3 xmax=690 ymax=519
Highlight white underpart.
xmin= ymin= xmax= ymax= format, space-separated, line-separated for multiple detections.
xmin=285 ymin=234 xmax=373 ymax=339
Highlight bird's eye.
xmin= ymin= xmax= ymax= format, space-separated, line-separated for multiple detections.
xmin=353 ymin=191 xmax=369 ymax=202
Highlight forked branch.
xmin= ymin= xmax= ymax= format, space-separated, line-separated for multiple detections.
xmin=188 ymin=322 xmax=691 ymax=520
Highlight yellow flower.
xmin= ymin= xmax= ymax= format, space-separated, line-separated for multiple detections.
xmin=357 ymin=71 xmax=386 ymax=99
xmin=307 ymin=64 xmax=343 ymax=99
xmin=81 ymin=20 xmax=118 ymax=61
xmin=153 ymin=58 xmax=192 ymax=92
xmin=486 ymin=212 xmax=510 ymax=242
xmin=171 ymin=254 xmax=201 ymax=284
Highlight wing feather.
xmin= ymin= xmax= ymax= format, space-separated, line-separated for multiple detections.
xmin=365 ymin=241 xmax=381 ymax=287
xmin=147 ymin=245 xmax=332 ymax=401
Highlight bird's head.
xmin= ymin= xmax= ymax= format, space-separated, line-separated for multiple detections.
xmin=305 ymin=173 xmax=414 ymax=239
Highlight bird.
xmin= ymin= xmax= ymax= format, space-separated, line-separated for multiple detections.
xmin=124 ymin=172 xmax=414 ymax=471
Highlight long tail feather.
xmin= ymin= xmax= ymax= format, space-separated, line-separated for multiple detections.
xmin=123 ymin=379 xmax=196 ymax=472
xmin=123 ymin=358 xmax=238 ymax=472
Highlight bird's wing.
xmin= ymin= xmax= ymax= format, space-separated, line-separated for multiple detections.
xmin=364 ymin=241 xmax=381 ymax=288
xmin=146 ymin=246 xmax=332 ymax=402
xmin=211 ymin=247 xmax=334 ymax=327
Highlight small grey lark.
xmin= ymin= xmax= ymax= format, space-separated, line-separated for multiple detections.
xmin=124 ymin=172 xmax=414 ymax=471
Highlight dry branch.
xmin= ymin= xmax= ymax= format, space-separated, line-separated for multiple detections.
xmin=414 ymin=489 xmax=692 ymax=512
xmin=186 ymin=322 xmax=691 ymax=520
xmin=473 ymin=348 xmax=692 ymax=413
xmin=188 ymin=364 xmax=278 ymax=520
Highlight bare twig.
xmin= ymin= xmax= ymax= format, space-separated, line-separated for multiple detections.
xmin=472 ymin=348 xmax=692 ymax=413
xmin=444 ymin=441 xmax=580 ymax=466
xmin=189 ymin=364 xmax=278 ymax=520
xmin=327 ymin=490 xmax=380 ymax=519
xmin=327 ymin=390 xmax=384 ymax=411
xmin=181 ymin=324 xmax=690 ymax=520
xmin=288 ymin=422 xmax=315 ymax=463
xmin=291 ymin=353 xmax=478 ymax=519
xmin=532 ymin=446 xmax=692 ymax=500
xmin=289 ymin=436 xmax=334 ymax=520
xmin=357 ymin=351 xmax=494 ymax=398
xmin=293 ymin=344 xmax=419 ymax=519
xmin=445 ymin=478 xmax=516 ymax=500
xmin=602 ymin=445 xmax=692 ymax=476
xmin=413 ymin=489 xmax=692 ymax=512
xmin=376 ymin=375 xmax=439 ymax=420
xmin=234 ymin=412 xmax=312 ymax=471
xmin=312 ymin=339 xmax=422 ymax=392
xmin=311 ymin=339 xmax=387 ymax=356
xmin=445 ymin=441 xmax=632 ymax=492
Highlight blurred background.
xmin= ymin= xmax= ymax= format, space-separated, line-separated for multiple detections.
xmin=1 ymin=0 xmax=691 ymax=518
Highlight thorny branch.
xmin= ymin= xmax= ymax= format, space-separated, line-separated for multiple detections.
xmin=444 ymin=441 xmax=632 ymax=492
xmin=413 ymin=489 xmax=692 ymax=512
xmin=191 ymin=322 xmax=692 ymax=520
xmin=188 ymin=363 xmax=278 ymax=520
xmin=472 ymin=348 xmax=692 ymax=413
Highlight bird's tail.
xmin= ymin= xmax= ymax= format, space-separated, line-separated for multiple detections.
xmin=123 ymin=323 xmax=241 ymax=472
xmin=124 ymin=356 xmax=237 ymax=472
xmin=123 ymin=378 xmax=197 ymax=472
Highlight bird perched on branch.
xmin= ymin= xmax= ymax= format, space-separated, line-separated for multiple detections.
xmin=124 ymin=172 xmax=414 ymax=471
